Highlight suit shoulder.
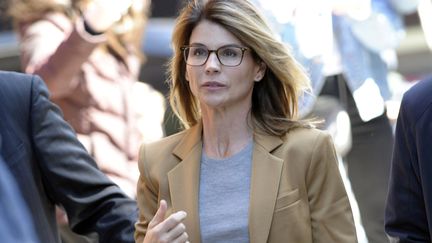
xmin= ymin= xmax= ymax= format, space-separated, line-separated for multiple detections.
xmin=0 ymin=71 xmax=34 ymax=93
xmin=401 ymin=77 xmax=432 ymax=122
xmin=0 ymin=71 xmax=37 ymax=113
xmin=403 ymin=77 xmax=432 ymax=110
xmin=277 ymin=127 xmax=334 ymax=159
xmin=138 ymin=130 xmax=187 ymax=169
xmin=144 ymin=130 xmax=188 ymax=152
xmin=285 ymin=127 xmax=330 ymax=144
xmin=273 ymin=128 xmax=336 ymax=179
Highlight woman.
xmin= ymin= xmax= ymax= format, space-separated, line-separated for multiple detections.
xmin=135 ymin=0 xmax=357 ymax=242
xmin=8 ymin=0 xmax=165 ymax=198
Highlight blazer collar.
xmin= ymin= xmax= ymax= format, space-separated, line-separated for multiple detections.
xmin=172 ymin=122 xmax=203 ymax=160
xmin=168 ymin=122 xmax=203 ymax=243
xmin=168 ymin=122 xmax=284 ymax=243
xmin=249 ymin=130 xmax=284 ymax=243
xmin=253 ymin=129 xmax=284 ymax=153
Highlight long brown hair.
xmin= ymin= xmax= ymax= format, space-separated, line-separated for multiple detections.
xmin=169 ymin=0 xmax=311 ymax=136
xmin=8 ymin=0 xmax=149 ymax=63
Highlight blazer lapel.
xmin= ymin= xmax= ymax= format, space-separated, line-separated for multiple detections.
xmin=168 ymin=123 xmax=203 ymax=243
xmin=249 ymin=132 xmax=284 ymax=243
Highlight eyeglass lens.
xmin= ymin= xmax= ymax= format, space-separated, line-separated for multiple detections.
xmin=183 ymin=46 xmax=246 ymax=66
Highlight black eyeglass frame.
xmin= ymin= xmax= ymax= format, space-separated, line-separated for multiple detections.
xmin=180 ymin=45 xmax=249 ymax=67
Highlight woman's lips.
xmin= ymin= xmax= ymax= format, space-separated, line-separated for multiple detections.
xmin=202 ymin=81 xmax=225 ymax=88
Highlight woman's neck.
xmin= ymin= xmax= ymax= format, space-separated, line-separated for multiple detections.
xmin=201 ymin=107 xmax=253 ymax=159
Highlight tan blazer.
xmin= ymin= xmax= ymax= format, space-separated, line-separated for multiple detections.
xmin=135 ymin=123 xmax=357 ymax=243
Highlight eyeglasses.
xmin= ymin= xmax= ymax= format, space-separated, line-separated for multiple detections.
xmin=181 ymin=45 xmax=249 ymax=67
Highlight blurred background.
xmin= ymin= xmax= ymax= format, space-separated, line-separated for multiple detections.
xmin=1 ymin=1 xmax=431 ymax=131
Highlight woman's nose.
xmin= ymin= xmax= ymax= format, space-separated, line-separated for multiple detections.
xmin=204 ymin=52 xmax=221 ymax=72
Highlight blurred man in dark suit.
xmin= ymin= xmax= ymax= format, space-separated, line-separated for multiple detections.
xmin=0 ymin=71 xmax=137 ymax=243
xmin=385 ymin=77 xmax=432 ymax=242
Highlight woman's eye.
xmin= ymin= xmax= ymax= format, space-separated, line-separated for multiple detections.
xmin=220 ymin=48 xmax=239 ymax=57
xmin=192 ymin=48 xmax=207 ymax=56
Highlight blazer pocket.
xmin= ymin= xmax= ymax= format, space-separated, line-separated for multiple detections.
xmin=274 ymin=188 xmax=300 ymax=212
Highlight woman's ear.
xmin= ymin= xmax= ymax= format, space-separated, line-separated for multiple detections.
xmin=254 ymin=61 xmax=267 ymax=82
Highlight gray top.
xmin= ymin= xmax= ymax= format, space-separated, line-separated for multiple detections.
xmin=199 ymin=140 xmax=253 ymax=243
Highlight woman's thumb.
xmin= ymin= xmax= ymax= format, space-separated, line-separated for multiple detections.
xmin=149 ymin=200 xmax=167 ymax=228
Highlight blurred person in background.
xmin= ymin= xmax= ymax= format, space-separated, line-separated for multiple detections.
xmin=253 ymin=0 xmax=417 ymax=242
xmin=8 ymin=0 xmax=165 ymax=241
xmin=418 ymin=0 xmax=432 ymax=51
xmin=135 ymin=0 xmax=357 ymax=242
xmin=329 ymin=1 xmax=416 ymax=242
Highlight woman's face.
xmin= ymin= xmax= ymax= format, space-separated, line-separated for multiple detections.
xmin=185 ymin=20 xmax=265 ymax=111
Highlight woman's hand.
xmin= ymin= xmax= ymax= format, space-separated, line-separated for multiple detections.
xmin=144 ymin=200 xmax=189 ymax=243
xmin=83 ymin=0 xmax=133 ymax=33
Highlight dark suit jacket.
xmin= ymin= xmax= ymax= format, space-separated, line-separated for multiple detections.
xmin=0 ymin=71 xmax=137 ymax=243
xmin=135 ymin=122 xmax=357 ymax=243
xmin=385 ymin=77 xmax=432 ymax=242
xmin=0 ymin=153 xmax=39 ymax=242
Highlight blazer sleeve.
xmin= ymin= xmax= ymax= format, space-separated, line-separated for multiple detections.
xmin=135 ymin=143 xmax=160 ymax=243
xmin=306 ymin=132 xmax=357 ymax=243
xmin=385 ymin=93 xmax=431 ymax=242
xmin=29 ymin=75 xmax=137 ymax=243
